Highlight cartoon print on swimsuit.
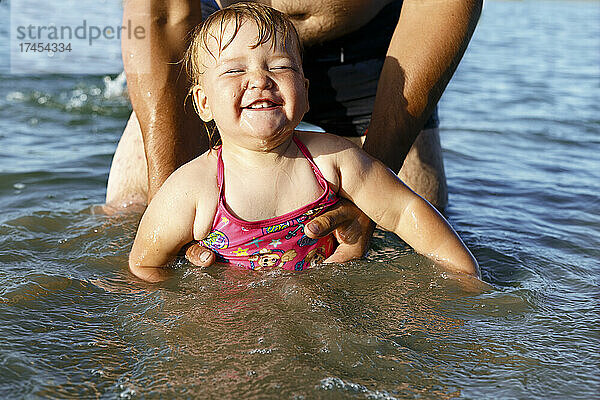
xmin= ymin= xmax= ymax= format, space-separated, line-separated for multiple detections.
xmin=248 ymin=248 xmax=297 ymax=270
xmin=262 ymin=219 xmax=295 ymax=236
xmin=281 ymin=222 xmax=317 ymax=247
xmin=279 ymin=219 xmax=318 ymax=247
xmin=297 ymin=234 xmax=318 ymax=247
xmin=294 ymin=245 xmax=328 ymax=271
xmin=260 ymin=198 xmax=332 ymax=236
xmin=284 ymin=224 xmax=303 ymax=240
xmin=201 ymin=229 xmax=230 ymax=250
xmin=291 ymin=204 xmax=329 ymax=246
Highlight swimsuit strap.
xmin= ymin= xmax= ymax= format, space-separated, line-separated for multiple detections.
xmin=216 ymin=146 xmax=225 ymax=197
xmin=216 ymin=135 xmax=327 ymax=198
xmin=292 ymin=135 xmax=328 ymax=182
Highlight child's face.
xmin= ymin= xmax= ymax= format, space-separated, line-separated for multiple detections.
xmin=192 ymin=20 xmax=309 ymax=150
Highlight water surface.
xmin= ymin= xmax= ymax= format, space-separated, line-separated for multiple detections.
xmin=0 ymin=0 xmax=599 ymax=398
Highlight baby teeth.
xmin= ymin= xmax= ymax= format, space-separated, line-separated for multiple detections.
xmin=249 ymin=101 xmax=273 ymax=109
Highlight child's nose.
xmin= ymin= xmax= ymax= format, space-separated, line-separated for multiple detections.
xmin=247 ymin=70 xmax=273 ymax=90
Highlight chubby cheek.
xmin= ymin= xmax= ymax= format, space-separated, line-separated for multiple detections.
xmin=227 ymin=89 xmax=240 ymax=100
xmin=294 ymin=80 xmax=310 ymax=115
xmin=260 ymin=257 xmax=278 ymax=267
xmin=210 ymin=87 xmax=243 ymax=117
xmin=222 ymin=87 xmax=241 ymax=105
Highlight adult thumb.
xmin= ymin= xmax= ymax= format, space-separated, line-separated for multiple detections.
xmin=304 ymin=199 xmax=357 ymax=239
xmin=185 ymin=242 xmax=216 ymax=267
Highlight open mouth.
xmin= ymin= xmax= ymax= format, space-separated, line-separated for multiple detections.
xmin=243 ymin=99 xmax=282 ymax=110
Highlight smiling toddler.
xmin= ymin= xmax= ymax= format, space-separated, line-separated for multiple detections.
xmin=128 ymin=2 xmax=479 ymax=282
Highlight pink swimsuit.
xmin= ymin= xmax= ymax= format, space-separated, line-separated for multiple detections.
xmin=200 ymin=136 xmax=339 ymax=271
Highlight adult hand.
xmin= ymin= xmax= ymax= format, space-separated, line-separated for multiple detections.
xmin=185 ymin=242 xmax=216 ymax=267
xmin=304 ymin=198 xmax=374 ymax=263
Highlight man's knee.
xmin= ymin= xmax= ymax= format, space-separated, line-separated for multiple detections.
xmin=399 ymin=128 xmax=448 ymax=210
xmin=347 ymin=127 xmax=447 ymax=209
xmin=105 ymin=112 xmax=149 ymax=207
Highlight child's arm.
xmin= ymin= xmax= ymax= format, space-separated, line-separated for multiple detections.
xmin=335 ymin=141 xmax=480 ymax=277
xmin=128 ymin=180 xmax=197 ymax=282
xmin=128 ymin=158 xmax=217 ymax=282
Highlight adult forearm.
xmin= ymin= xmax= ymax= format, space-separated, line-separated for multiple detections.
xmin=122 ymin=0 xmax=207 ymax=201
xmin=364 ymin=0 xmax=483 ymax=172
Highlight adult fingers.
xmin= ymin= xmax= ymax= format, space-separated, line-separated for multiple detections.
xmin=326 ymin=214 xmax=375 ymax=262
xmin=323 ymin=241 xmax=365 ymax=263
xmin=185 ymin=242 xmax=216 ymax=267
xmin=304 ymin=198 xmax=361 ymax=239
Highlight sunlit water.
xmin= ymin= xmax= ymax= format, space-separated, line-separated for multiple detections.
xmin=1 ymin=1 xmax=599 ymax=398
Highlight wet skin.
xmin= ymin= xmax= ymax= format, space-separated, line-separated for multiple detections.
xmin=110 ymin=0 xmax=483 ymax=266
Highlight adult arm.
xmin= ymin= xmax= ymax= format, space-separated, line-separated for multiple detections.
xmin=122 ymin=0 xmax=208 ymax=201
xmin=304 ymin=0 xmax=484 ymax=260
xmin=364 ymin=0 xmax=483 ymax=172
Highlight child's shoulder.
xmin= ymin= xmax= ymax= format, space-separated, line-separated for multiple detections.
xmin=294 ymin=130 xmax=360 ymax=159
xmin=293 ymin=130 xmax=364 ymax=190
xmin=176 ymin=149 xmax=218 ymax=175
xmin=159 ymin=149 xmax=220 ymax=198
xmin=294 ymin=130 xmax=378 ymax=184
xmin=294 ymin=130 xmax=366 ymax=169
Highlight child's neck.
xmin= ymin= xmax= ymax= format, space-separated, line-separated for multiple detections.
xmin=217 ymin=130 xmax=324 ymax=222
xmin=220 ymin=133 xmax=296 ymax=170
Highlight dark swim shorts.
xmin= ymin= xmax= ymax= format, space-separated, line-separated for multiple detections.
xmin=201 ymin=0 xmax=220 ymax=19
xmin=302 ymin=0 xmax=439 ymax=136
xmin=200 ymin=0 xmax=438 ymax=137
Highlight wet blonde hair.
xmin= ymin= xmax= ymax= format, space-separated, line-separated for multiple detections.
xmin=184 ymin=2 xmax=303 ymax=148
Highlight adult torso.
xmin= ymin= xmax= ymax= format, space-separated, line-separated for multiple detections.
xmin=216 ymin=0 xmax=395 ymax=45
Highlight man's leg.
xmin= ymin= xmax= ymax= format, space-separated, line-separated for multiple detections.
xmin=105 ymin=112 xmax=148 ymax=207
xmin=398 ymin=127 xmax=447 ymax=210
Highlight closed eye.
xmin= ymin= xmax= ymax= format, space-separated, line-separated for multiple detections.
xmin=270 ymin=65 xmax=295 ymax=71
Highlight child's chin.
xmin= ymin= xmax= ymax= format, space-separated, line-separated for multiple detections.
xmin=241 ymin=112 xmax=290 ymax=130
xmin=243 ymin=123 xmax=293 ymax=140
